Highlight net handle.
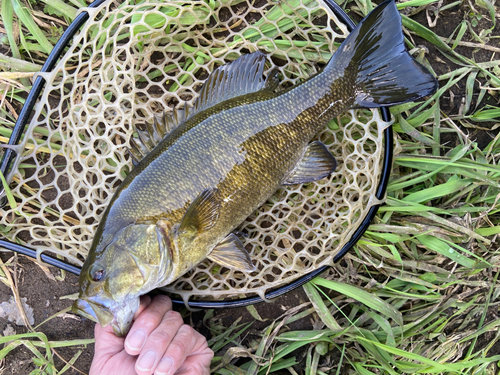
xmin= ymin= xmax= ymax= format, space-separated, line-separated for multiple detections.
xmin=0 ymin=0 xmax=393 ymax=308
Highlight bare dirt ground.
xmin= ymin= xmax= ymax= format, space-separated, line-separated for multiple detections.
xmin=0 ymin=254 xmax=94 ymax=374
xmin=0 ymin=251 xmax=315 ymax=374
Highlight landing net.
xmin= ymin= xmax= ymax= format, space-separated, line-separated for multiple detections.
xmin=0 ymin=0 xmax=390 ymax=303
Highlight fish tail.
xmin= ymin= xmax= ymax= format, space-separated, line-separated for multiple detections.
xmin=330 ymin=0 xmax=437 ymax=108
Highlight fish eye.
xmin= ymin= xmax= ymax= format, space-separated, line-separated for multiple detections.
xmin=90 ymin=265 xmax=105 ymax=282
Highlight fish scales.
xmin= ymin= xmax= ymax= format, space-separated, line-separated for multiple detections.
xmin=74 ymin=0 xmax=438 ymax=336
xmin=102 ymin=72 xmax=351 ymax=242
xmin=107 ymin=74 xmax=350 ymax=240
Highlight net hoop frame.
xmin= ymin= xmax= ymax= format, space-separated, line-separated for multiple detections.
xmin=0 ymin=0 xmax=393 ymax=308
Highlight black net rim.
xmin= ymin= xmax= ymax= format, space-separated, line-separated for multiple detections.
xmin=0 ymin=0 xmax=393 ymax=308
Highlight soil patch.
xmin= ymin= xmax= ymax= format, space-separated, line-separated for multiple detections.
xmin=0 ymin=251 xmax=317 ymax=374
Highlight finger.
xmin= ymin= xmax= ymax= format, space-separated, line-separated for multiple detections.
xmin=134 ymin=295 xmax=153 ymax=319
xmin=94 ymin=323 xmax=125 ymax=355
xmin=135 ymin=310 xmax=184 ymax=375
xmin=125 ymin=295 xmax=172 ymax=355
xmin=89 ymin=348 xmax=137 ymax=375
xmin=174 ymin=347 xmax=214 ymax=375
xmin=93 ymin=294 xmax=152 ymax=358
xmin=92 ymin=324 xmax=131 ymax=375
xmin=153 ymin=325 xmax=208 ymax=375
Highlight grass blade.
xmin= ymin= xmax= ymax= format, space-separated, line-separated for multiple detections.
xmin=402 ymin=177 xmax=474 ymax=204
xmin=39 ymin=0 xmax=77 ymax=21
xmin=311 ymin=278 xmax=403 ymax=327
xmin=1 ymin=0 xmax=21 ymax=59
xmin=0 ymin=169 xmax=17 ymax=210
xmin=396 ymin=0 xmax=439 ymax=9
xmin=417 ymin=235 xmax=476 ymax=268
xmin=10 ymin=0 xmax=53 ymax=54
xmin=303 ymin=282 xmax=341 ymax=331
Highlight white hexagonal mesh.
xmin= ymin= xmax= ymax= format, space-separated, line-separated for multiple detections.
xmin=1 ymin=0 xmax=390 ymax=302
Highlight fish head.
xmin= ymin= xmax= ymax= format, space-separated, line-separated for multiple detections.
xmin=73 ymin=222 xmax=174 ymax=336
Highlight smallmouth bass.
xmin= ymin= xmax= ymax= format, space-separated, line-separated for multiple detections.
xmin=73 ymin=0 xmax=437 ymax=335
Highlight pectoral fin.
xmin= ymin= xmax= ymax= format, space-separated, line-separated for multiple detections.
xmin=283 ymin=141 xmax=337 ymax=185
xmin=178 ymin=188 xmax=220 ymax=239
xmin=208 ymin=233 xmax=255 ymax=271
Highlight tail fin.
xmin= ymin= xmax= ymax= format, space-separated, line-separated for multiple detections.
xmin=331 ymin=0 xmax=437 ymax=108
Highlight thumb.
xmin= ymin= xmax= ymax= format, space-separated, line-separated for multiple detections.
xmin=94 ymin=323 xmax=125 ymax=356
xmin=93 ymin=295 xmax=152 ymax=356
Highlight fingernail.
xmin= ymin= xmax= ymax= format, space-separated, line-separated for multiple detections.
xmin=155 ymin=357 xmax=173 ymax=375
xmin=126 ymin=329 xmax=146 ymax=351
xmin=138 ymin=350 xmax=156 ymax=372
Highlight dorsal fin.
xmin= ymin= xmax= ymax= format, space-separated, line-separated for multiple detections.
xmin=128 ymin=52 xmax=277 ymax=166
xmin=127 ymin=107 xmax=189 ymax=166
xmin=189 ymin=51 xmax=278 ymax=117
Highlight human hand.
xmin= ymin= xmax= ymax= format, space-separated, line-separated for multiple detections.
xmin=90 ymin=295 xmax=213 ymax=375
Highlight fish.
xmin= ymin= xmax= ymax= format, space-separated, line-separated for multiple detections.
xmin=73 ymin=0 xmax=437 ymax=336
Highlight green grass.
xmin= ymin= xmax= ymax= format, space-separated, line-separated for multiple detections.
xmin=1 ymin=0 xmax=499 ymax=374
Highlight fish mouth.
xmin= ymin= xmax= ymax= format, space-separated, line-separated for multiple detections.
xmin=72 ymin=299 xmax=99 ymax=322
xmin=72 ymin=297 xmax=139 ymax=336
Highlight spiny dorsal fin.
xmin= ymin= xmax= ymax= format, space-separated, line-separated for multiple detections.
xmin=128 ymin=107 xmax=189 ymax=166
xmin=189 ymin=51 xmax=278 ymax=118
xmin=128 ymin=52 xmax=277 ymax=166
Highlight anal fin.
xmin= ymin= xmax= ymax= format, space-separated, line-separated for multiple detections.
xmin=208 ymin=233 xmax=255 ymax=271
xmin=283 ymin=141 xmax=337 ymax=185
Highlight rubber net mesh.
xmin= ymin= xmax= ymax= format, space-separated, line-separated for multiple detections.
xmin=1 ymin=0 xmax=391 ymax=303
